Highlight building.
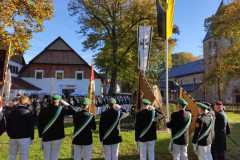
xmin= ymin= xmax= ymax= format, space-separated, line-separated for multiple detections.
xmin=160 ymin=1 xmax=240 ymax=104
xmin=20 ymin=37 xmax=102 ymax=98
xmin=159 ymin=59 xmax=204 ymax=102
xmin=203 ymin=0 xmax=240 ymax=104
xmin=0 ymin=55 xmax=41 ymax=99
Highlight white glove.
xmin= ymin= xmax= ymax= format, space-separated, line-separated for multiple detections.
xmin=114 ymin=104 xmax=121 ymax=109
xmin=60 ymin=99 xmax=70 ymax=106
xmin=149 ymin=105 xmax=155 ymax=110
xmin=30 ymin=140 xmax=34 ymax=145
xmin=165 ymin=119 xmax=170 ymax=123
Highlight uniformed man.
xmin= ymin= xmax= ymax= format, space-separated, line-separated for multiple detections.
xmin=135 ymin=99 xmax=164 ymax=160
xmin=166 ymin=98 xmax=191 ymax=160
xmin=192 ymin=103 xmax=214 ymax=160
xmin=0 ymin=96 xmax=6 ymax=136
xmin=6 ymin=96 xmax=34 ymax=160
xmin=72 ymin=97 xmax=96 ymax=160
xmin=99 ymin=98 xmax=129 ymax=160
xmin=101 ymin=97 xmax=107 ymax=113
xmin=211 ymin=101 xmax=230 ymax=160
xmin=0 ymin=108 xmax=5 ymax=136
xmin=96 ymin=98 xmax=103 ymax=115
xmin=38 ymin=95 xmax=75 ymax=160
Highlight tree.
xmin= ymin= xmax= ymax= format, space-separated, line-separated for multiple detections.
xmin=68 ymin=0 xmax=177 ymax=95
xmin=172 ymin=52 xmax=202 ymax=67
xmin=0 ymin=0 xmax=54 ymax=55
xmin=203 ymin=0 xmax=240 ymax=100
xmin=204 ymin=0 xmax=240 ymax=82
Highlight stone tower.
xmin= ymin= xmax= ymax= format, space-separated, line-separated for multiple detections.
xmin=203 ymin=0 xmax=240 ymax=104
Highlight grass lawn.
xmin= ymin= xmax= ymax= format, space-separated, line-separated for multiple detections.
xmin=0 ymin=112 xmax=240 ymax=160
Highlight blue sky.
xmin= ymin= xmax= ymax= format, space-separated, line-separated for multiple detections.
xmin=23 ymin=0 xmax=224 ymax=65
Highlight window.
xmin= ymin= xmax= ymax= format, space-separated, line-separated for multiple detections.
xmin=75 ymin=71 xmax=84 ymax=80
xmin=16 ymin=67 xmax=18 ymax=74
xmin=12 ymin=66 xmax=15 ymax=73
xmin=35 ymin=70 xmax=43 ymax=79
xmin=209 ymin=41 xmax=211 ymax=48
xmin=8 ymin=65 xmax=19 ymax=74
xmin=9 ymin=65 xmax=12 ymax=73
xmin=56 ymin=70 xmax=64 ymax=80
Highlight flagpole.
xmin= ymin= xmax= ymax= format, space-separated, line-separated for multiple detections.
xmin=166 ymin=1 xmax=170 ymax=133
xmin=143 ymin=23 xmax=146 ymax=76
xmin=0 ymin=34 xmax=12 ymax=109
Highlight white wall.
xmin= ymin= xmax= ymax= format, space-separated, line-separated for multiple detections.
xmin=21 ymin=77 xmax=102 ymax=96
xmin=8 ymin=61 xmax=23 ymax=77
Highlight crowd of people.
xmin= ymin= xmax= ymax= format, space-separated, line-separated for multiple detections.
xmin=0 ymin=94 xmax=230 ymax=160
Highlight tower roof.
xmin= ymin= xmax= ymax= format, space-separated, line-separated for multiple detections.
xmin=203 ymin=0 xmax=226 ymax=41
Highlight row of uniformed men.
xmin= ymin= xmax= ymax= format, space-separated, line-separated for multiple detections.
xmin=95 ymin=97 xmax=131 ymax=115
xmin=0 ymin=95 xmax=230 ymax=160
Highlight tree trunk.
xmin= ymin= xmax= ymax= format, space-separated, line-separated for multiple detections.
xmin=108 ymin=71 xmax=117 ymax=96
xmin=108 ymin=25 xmax=118 ymax=96
xmin=218 ymin=80 xmax=221 ymax=101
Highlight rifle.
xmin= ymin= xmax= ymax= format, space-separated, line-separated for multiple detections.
xmin=227 ymin=135 xmax=239 ymax=147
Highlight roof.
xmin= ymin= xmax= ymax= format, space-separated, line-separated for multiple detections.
xmin=28 ymin=36 xmax=89 ymax=65
xmin=10 ymin=55 xmax=26 ymax=65
xmin=160 ymin=59 xmax=204 ymax=80
xmin=0 ymin=77 xmax=41 ymax=90
xmin=20 ymin=36 xmax=102 ymax=80
xmin=203 ymin=0 xmax=225 ymax=41
xmin=159 ymin=81 xmax=175 ymax=89
xmin=172 ymin=83 xmax=202 ymax=92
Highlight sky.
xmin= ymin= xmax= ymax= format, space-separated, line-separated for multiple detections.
xmin=23 ymin=0 xmax=224 ymax=65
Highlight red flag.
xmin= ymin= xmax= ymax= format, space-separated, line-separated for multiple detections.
xmin=87 ymin=60 xmax=96 ymax=115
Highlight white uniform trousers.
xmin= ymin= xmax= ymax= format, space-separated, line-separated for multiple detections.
xmin=73 ymin=144 xmax=93 ymax=160
xmin=43 ymin=139 xmax=62 ymax=160
xmin=103 ymin=143 xmax=120 ymax=160
xmin=197 ymin=145 xmax=212 ymax=160
xmin=172 ymin=143 xmax=188 ymax=160
xmin=139 ymin=140 xmax=155 ymax=160
xmin=8 ymin=138 xmax=31 ymax=160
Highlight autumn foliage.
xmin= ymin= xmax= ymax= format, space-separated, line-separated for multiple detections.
xmin=0 ymin=0 xmax=54 ymax=55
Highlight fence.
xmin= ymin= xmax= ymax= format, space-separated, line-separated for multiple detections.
xmin=224 ymin=104 xmax=240 ymax=113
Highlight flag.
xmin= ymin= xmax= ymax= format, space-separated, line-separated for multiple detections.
xmin=156 ymin=0 xmax=175 ymax=39
xmin=137 ymin=25 xmax=153 ymax=73
xmin=87 ymin=61 xmax=96 ymax=115
xmin=179 ymin=87 xmax=199 ymax=135
xmin=0 ymin=49 xmax=7 ymax=84
xmin=3 ymin=69 xmax=11 ymax=105
xmin=136 ymin=71 xmax=165 ymax=117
